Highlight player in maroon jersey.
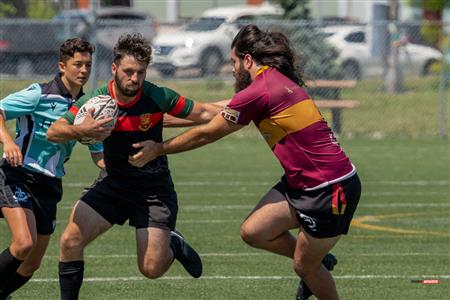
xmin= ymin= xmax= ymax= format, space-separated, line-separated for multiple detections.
xmin=47 ymin=33 xmax=223 ymax=300
xmin=143 ymin=25 xmax=361 ymax=300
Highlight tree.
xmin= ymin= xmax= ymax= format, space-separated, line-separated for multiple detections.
xmin=407 ymin=0 xmax=450 ymax=48
xmin=2 ymin=0 xmax=26 ymax=17
xmin=0 ymin=2 xmax=17 ymax=17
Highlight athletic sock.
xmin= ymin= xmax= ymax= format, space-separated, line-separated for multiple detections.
xmin=0 ymin=272 xmax=32 ymax=298
xmin=0 ymin=248 xmax=23 ymax=290
xmin=59 ymin=261 xmax=84 ymax=300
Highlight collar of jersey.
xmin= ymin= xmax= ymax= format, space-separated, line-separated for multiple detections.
xmin=109 ymin=80 xmax=143 ymax=108
xmin=55 ymin=73 xmax=84 ymax=100
xmin=255 ymin=65 xmax=270 ymax=77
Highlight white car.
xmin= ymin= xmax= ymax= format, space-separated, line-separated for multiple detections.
xmin=322 ymin=25 xmax=443 ymax=79
xmin=152 ymin=4 xmax=283 ymax=77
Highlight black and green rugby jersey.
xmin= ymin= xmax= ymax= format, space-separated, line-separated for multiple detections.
xmin=65 ymin=80 xmax=194 ymax=177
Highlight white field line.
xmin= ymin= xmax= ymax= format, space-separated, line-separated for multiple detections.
xmin=43 ymin=252 xmax=450 ymax=259
xmin=63 ymin=180 xmax=449 ymax=188
xmin=58 ymin=202 xmax=450 ymax=211
xmin=30 ymin=274 xmax=450 ymax=283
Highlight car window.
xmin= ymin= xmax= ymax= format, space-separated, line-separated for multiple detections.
xmin=345 ymin=31 xmax=365 ymax=43
xmin=186 ymin=17 xmax=226 ymax=31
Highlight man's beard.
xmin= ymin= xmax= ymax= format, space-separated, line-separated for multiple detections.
xmin=115 ymin=73 xmax=139 ymax=97
xmin=234 ymin=66 xmax=252 ymax=93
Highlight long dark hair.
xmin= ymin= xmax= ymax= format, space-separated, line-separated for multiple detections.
xmin=231 ymin=24 xmax=304 ymax=86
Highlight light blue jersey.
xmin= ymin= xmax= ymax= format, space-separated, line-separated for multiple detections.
xmin=0 ymin=75 xmax=102 ymax=178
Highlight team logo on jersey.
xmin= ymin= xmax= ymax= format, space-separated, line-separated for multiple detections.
xmin=139 ymin=113 xmax=152 ymax=131
xmin=221 ymin=107 xmax=240 ymax=124
xmin=13 ymin=186 xmax=29 ymax=203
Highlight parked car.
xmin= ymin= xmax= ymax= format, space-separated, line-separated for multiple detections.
xmin=0 ymin=7 xmax=157 ymax=78
xmin=322 ymin=25 xmax=443 ymax=79
xmin=152 ymin=4 xmax=283 ymax=77
xmin=52 ymin=6 xmax=157 ymax=78
xmin=52 ymin=6 xmax=158 ymax=48
xmin=0 ymin=19 xmax=60 ymax=76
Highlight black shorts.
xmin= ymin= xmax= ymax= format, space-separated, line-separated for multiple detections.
xmin=81 ymin=172 xmax=178 ymax=230
xmin=0 ymin=163 xmax=62 ymax=235
xmin=274 ymin=173 xmax=361 ymax=238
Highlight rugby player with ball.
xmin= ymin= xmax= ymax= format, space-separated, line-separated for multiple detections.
xmin=47 ymin=33 xmax=224 ymax=300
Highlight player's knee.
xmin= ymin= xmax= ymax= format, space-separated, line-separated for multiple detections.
xmin=60 ymin=231 xmax=84 ymax=253
xmin=11 ymin=237 xmax=35 ymax=259
xmin=138 ymin=262 xmax=165 ymax=279
xmin=240 ymin=224 xmax=259 ymax=246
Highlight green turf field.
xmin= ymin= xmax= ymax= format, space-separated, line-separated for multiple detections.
xmin=0 ymin=134 xmax=448 ymax=299
xmin=0 ymin=76 xmax=449 ymax=298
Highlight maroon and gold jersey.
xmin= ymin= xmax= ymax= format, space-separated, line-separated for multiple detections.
xmin=64 ymin=80 xmax=193 ymax=177
xmin=222 ymin=67 xmax=355 ymax=190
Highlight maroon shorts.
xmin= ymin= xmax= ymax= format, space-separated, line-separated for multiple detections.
xmin=274 ymin=174 xmax=361 ymax=238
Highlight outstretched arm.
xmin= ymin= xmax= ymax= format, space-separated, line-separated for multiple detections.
xmin=128 ymin=114 xmax=244 ymax=167
xmin=163 ymin=99 xmax=231 ymax=127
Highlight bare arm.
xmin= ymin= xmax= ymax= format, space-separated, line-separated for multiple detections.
xmin=47 ymin=112 xmax=113 ymax=143
xmin=163 ymin=99 xmax=231 ymax=127
xmin=0 ymin=111 xmax=22 ymax=167
xmin=128 ymin=114 xmax=244 ymax=167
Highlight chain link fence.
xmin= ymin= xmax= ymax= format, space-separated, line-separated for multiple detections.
xmin=0 ymin=17 xmax=448 ymax=138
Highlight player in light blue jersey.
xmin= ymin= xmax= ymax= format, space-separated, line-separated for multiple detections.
xmin=0 ymin=38 xmax=107 ymax=299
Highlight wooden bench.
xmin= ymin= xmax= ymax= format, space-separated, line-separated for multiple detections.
xmin=305 ymin=80 xmax=360 ymax=134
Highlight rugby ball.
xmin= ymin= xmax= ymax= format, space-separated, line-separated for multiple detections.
xmin=73 ymin=95 xmax=118 ymax=145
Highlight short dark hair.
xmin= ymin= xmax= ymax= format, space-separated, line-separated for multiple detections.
xmin=231 ymin=24 xmax=304 ymax=86
xmin=113 ymin=33 xmax=152 ymax=65
xmin=59 ymin=38 xmax=95 ymax=63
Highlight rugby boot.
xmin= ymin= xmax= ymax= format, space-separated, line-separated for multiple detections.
xmin=295 ymin=253 xmax=338 ymax=300
xmin=170 ymin=230 xmax=203 ymax=278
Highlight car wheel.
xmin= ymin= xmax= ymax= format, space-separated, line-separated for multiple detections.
xmin=200 ymin=49 xmax=222 ymax=76
xmin=342 ymin=61 xmax=361 ymax=80
xmin=421 ymin=59 xmax=438 ymax=76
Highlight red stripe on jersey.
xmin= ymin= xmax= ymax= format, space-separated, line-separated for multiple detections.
xmin=69 ymin=106 xmax=79 ymax=116
xmin=114 ymin=112 xmax=163 ymax=132
xmin=168 ymin=96 xmax=186 ymax=117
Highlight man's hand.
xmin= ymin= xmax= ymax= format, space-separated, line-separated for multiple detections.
xmin=128 ymin=140 xmax=163 ymax=168
xmin=3 ymin=140 xmax=22 ymax=167
xmin=78 ymin=108 xmax=114 ymax=141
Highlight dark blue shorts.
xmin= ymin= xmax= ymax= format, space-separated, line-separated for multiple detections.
xmin=0 ymin=163 xmax=62 ymax=235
